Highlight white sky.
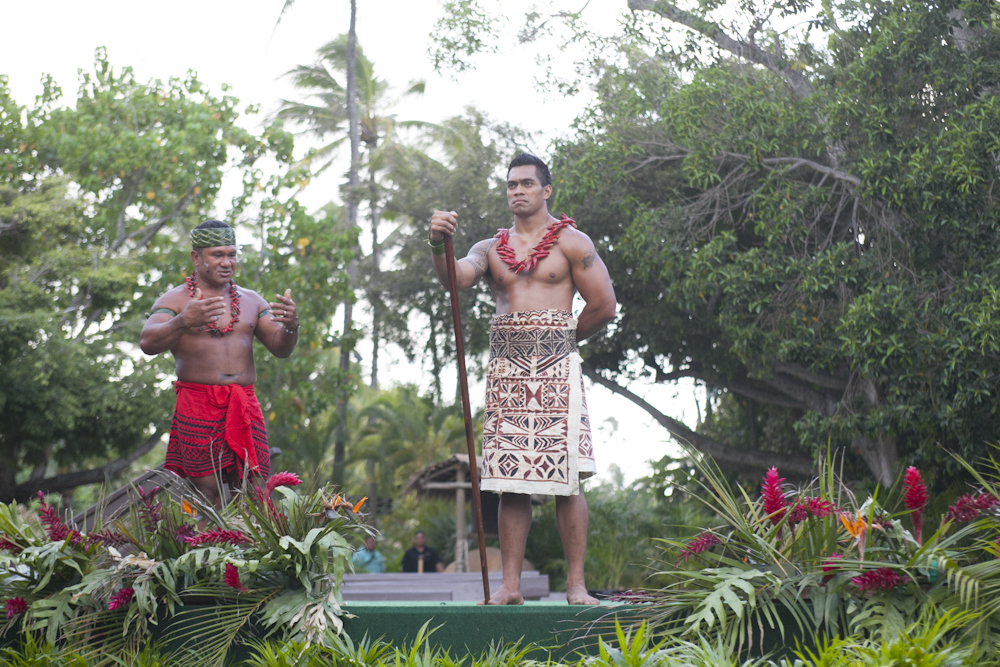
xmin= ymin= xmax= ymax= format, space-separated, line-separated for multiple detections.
xmin=1 ymin=0 xmax=695 ymax=484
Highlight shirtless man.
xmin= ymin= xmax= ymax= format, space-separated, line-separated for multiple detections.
xmin=140 ymin=220 xmax=299 ymax=506
xmin=429 ymin=153 xmax=617 ymax=605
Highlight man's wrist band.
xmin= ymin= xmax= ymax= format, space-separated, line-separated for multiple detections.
xmin=428 ymin=236 xmax=446 ymax=255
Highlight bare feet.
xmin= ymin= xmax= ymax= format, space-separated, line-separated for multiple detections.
xmin=479 ymin=584 xmax=524 ymax=605
xmin=566 ymin=584 xmax=599 ymax=605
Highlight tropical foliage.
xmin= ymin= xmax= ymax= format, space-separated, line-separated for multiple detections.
xmin=614 ymin=447 xmax=1000 ymax=661
xmin=0 ymin=472 xmax=370 ymax=667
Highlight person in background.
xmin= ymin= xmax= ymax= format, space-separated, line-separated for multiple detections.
xmin=352 ymin=535 xmax=386 ymax=574
xmin=400 ymin=531 xmax=443 ymax=573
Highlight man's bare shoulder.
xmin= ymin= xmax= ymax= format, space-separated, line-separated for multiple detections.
xmin=237 ymin=286 xmax=270 ymax=312
xmin=153 ymin=284 xmax=191 ymax=311
xmin=559 ymin=227 xmax=599 ymax=262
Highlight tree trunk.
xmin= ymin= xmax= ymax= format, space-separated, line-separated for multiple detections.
xmin=332 ymin=0 xmax=361 ymax=488
xmin=369 ymin=162 xmax=381 ymax=391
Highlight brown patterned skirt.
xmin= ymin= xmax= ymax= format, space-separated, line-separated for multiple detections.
xmin=480 ymin=309 xmax=596 ymax=496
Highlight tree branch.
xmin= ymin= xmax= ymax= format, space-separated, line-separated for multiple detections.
xmin=9 ymin=431 xmax=164 ymax=503
xmin=773 ymin=361 xmax=849 ymax=392
xmin=583 ymin=365 xmax=814 ymax=477
xmin=628 ymin=0 xmax=816 ymax=99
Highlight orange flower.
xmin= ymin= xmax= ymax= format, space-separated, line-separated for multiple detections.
xmin=351 ymin=497 xmax=368 ymax=514
xmin=181 ymin=499 xmax=197 ymax=516
xmin=839 ymin=512 xmax=868 ymax=559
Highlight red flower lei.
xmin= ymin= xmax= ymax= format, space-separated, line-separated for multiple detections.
xmin=494 ymin=214 xmax=577 ymax=274
xmin=185 ymin=271 xmax=240 ymax=337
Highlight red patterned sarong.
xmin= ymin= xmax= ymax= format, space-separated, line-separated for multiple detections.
xmin=165 ymin=381 xmax=270 ymax=480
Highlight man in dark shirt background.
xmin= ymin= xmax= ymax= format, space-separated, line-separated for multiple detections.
xmin=401 ymin=531 xmax=444 ymax=573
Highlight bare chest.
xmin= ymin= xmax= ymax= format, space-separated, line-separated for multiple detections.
xmin=487 ymin=246 xmax=572 ymax=290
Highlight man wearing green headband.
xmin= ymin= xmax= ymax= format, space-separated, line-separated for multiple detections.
xmin=140 ymin=220 xmax=300 ymax=507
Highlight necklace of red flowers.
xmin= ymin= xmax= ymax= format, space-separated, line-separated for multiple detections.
xmin=494 ymin=214 xmax=577 ymax=274
xmin=184 ymin=271 xmax=241 ymax=337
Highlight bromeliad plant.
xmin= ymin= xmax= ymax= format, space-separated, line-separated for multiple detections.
xmin=0 ymin=472 xmax=371 ymax=667
xmin=624 ymin=447 xmax=1000 ymax=658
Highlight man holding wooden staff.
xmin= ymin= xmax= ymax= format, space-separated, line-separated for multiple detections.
xmin=429 ymin=153 xmax=617 ymax=605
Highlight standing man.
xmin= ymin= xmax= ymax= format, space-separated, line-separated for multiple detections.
xmin=400 ymin=531 xmax=444 ymax=573
xmin=429 ymin=153 xmax=617 ymax=605
xmin=140 ymin=220 xmax=300 ymax=507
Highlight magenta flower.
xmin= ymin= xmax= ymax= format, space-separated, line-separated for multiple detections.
xmin=175 ymin=524 xmax=196 ymax=544
xmin=674 ymin=532 xmax=722 ymax=567
xmin=265 ymin=471 xmax=302 ymax=495
xmin=36 ymin=492 xmax=78 ymax=544
xmin=903 ymin=467 xmax=928 ymax=544
xmin=804 ymin=497 xmax=836 ymax=518
xmin=0 ymin=537 xmax=22 ymax=554
xmin=945 ymin=493 xmax=999 ymax=523
xmin=4 ymin=597 xmax=27 ymax=619
xmin=186 ymin=528 xmax=252 ymax=547
xmin=85 ymin=530 xmax=132 ymax=548
xmin=224 ymin=563 xmax=249 ymax=592
xmin=108 ymin=587 xmax=135 ymax=611
xmin=851 ymin=567 xmax=908 ymax=593
xmin=761 ymin=468 xmax=788 ymax=525
xmin=137 ymin=486 xmax=162 ymax=531
xmin=820 ymin=553 xmax=843 ymax=585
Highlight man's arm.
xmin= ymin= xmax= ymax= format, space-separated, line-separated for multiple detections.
xmin=255 ymin=289 xmax=299 ymax=358
xmin=429 ymin=209 xmax=494 ymax=289
xmin=565 ymin=231 xmax=617 ymax=341
xmin=139 ymin=289 xmax=226 ymax=355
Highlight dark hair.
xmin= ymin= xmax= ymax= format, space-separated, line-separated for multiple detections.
xmin=414 ymin=530 xmax=425 ymax=537
xmin=507 ymin=153 xmax=552 ymax=188
xmin=195 ymin=219 xmax=231 ymax=230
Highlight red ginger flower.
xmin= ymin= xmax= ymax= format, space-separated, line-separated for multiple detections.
xmin=184 ymin=528 xmax=252 ymax=547
xmin=108 ymin=587 xmax=135 ymax=611
xmin=852 ymin=567 xmax=908 ymax=593
xmin=904 ymin=466 xmax=929 ymax=544
xmin=820 ymin=553 xmax=843 ymax=585
xmin=761 ymin=468 xmax=788 ymax=525
xmin=674 ymin=532 xmax=721 ymax=567
xmin=0 ymin=537 xmax=22 ymax=554
xmin=224 ymin=563 xmax=248 ymax=592
xmin=945 ymin=493 xmax=998 ymax=523
xmin=36 ymin=492 xmax=79 ymax=544
xmin=265 ymin=471 xmax=302 ymax=495
xmin=85 ymin=529 xmax=132 ymax=548
xmin=4 ymin=597 xmax=27 ymax=619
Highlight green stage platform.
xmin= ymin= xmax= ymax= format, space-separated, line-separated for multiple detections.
xmin=342 ymin=601 xmax=642 ymax=660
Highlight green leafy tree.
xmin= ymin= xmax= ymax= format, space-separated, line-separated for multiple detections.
xmin=430 ymin=0 xmax=1000 ymax=487
xmin=0 ymin=52 xmax=353 ymax=503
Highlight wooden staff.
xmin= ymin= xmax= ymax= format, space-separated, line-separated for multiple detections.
xmin=443 ymin=234 xmax=491 ymax=604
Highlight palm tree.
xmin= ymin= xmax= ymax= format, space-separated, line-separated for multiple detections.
xmin=276 ymin=37 xmax=429 ymax=394
xmin=271 ymin=0 xmax=361 ymax=489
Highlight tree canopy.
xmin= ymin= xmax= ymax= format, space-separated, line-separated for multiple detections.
xmin=434 ymin=0 xmax=1000 ymax=487
xmin=0 ymin=51 xmax=354 ymax=502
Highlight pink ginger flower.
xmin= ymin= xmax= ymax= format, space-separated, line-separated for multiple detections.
xmin=0 ymin=537 xmax=22 ymax=554
xmin=4 ymin=597 xmax=27 ymax=619
xmin=851 ymin=567 xmax=908 ymax=593
xmin=903 ymin=467 xmax=928 ymax=544
xmin=186 ymin=529 xmax=252 ymax=547
xmin=137 ymin=486 xmax=162 ymax=531
xmin=224 ymin=563 xmax=249 ymax=592
xmin=108 ymin=587 xmax=135 ymax=611
xmin=761 ymin=468 xmax=788 ymax=525
xmin=36 ymin=492 xmax=79 ymax=544
xmin=945 ymin=493 xmax=999 ymax=523
xmin=674 ymin=531 xmax=722 ymax=566
xmin=804 ymin=497 xmax=836 ymax=518
xmin=265 ymin=471 xmax=302 ymax=495
xmin=820 ymin=553 xmax=843 ymax=585
xmin=85 ymin=530 xmax=132 ymax=548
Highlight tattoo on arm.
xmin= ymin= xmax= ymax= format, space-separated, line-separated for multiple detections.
xmin=582 ymin=250 xmax=596 ymax=270
xmin=468 ymin=240 xmax=496 ymax=280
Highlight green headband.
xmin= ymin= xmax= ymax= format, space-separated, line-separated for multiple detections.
xmin=190 ymin=227 xmax=236 ymax=249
